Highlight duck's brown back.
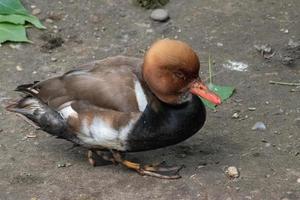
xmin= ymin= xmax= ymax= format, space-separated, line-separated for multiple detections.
xmin=33 ymin=56 xmax=145 ymax=113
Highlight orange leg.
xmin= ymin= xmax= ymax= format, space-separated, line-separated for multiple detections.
xmin=110 ymin=150 xmax=183 ymax=179
xmin=88 ymin=150 xmax=183 ymax=179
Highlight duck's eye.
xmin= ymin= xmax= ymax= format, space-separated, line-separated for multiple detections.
xmin=174 ymin=71 xmax=186 ymax=80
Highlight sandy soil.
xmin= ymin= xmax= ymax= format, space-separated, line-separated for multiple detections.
xmin=0 ymin=0 xmax=299 ymax=199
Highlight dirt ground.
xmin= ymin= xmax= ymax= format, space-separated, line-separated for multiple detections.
xmin=0 ymin=0 xmax=300 ymax=199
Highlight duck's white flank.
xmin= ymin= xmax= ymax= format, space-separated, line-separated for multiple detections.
xmin=134 ymin=80 xmax=147 ymax=112
xmin=78 ymin=117 xmax=136 ymax=151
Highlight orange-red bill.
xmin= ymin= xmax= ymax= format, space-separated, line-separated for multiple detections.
xmin=189 ymin=80 xmax=221 ymax=105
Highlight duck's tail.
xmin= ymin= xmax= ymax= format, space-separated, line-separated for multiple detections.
xmin=6 ymin=96 xmax=67 ymax=136
xmin=5 ymin=84 xmax=81 ymax=144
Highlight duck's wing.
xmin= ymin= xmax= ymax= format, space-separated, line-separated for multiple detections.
xmin=8 ymin=56 xmax=147 ymax=150
xmin=20 ymin=56 xmax=147 ymax=113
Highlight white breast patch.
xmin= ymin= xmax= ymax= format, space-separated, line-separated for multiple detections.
xmin=134 ymin=80 xmax=147 ymax=112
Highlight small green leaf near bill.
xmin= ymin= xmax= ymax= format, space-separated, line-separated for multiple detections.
xmin=0 ymin=22 xmax=29 ymax=43
xmin=200 ymin=83 xmax=235 ymax=110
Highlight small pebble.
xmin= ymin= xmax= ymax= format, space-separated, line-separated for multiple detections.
xmin=25 ymin=133 xmax=37 ymax=138
xmin=30 ymin=5 xmax=36 ymax=9
xmin=32 ymin=8 xmax=41 ymax=15
xmin=217 ymin=42 xmax=223 ymax=47
xmin=232 ymin=112 xmax=240 ymax=119
xmin=16 ymin=65 xmax=23 ymax=71
xmin=51 ymin=57 xmax=57 ymax=62
xmin=288 ymin=39 xmax=300 ymax=48
xmin=9 ymin=44 xmax=22 ymax=50
xmin=150 ymin=9 xmax=169 ymax=22
xmin=297 ymin=178 xmax=300 ymax=183
xmin=45 ymin=18 xmax=54 ymax=23
xmin=274 ymin=130 xmax=280 ymax=135
xmin=225 ymin=166 xmax=240 ymax=179
xmin=248 ymin=107 xmax=256 ymax=111
xmin=265 ymin=143 xmax=271 ymax=147
xmin=57 ymin=162 xmax=72 ymax=168
xmin=252 ymin=122 xmax=266 ymax=131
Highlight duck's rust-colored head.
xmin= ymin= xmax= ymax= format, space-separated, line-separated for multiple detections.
xmin=143 ymin=39 xmax=221 ymax=105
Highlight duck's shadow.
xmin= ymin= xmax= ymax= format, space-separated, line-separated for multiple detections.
xmin=130 ymin=133 xmax=243 ymax=167
xmin=42 ymin=133 xmax=242 ymax=170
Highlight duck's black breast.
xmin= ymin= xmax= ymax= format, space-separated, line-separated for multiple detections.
xmin=127 ymin=95 xmax=206 ymax=152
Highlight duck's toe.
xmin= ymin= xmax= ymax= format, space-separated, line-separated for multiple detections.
xmin=110 ymin=150 xmax=183 ymax=179
xmin=87 ymin=150 xmax=115 ymax=166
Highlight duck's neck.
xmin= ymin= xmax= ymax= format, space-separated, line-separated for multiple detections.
xmin=127 ymin=95 xmax=206 ymax=152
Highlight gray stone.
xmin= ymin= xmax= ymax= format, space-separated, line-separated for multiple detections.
xmin=32 ymin=8 xmax=41 ymax=15
xmin=252 ymin=122 xmax=266 ymax=131
xmin=150 ymin=9 xmax=169 ymax=22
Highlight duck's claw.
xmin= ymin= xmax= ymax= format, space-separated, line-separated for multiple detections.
xmin=111 ymin=150 xmax=183 ymax=179
xmin=143 ymin=163 xmax=184 ymax=173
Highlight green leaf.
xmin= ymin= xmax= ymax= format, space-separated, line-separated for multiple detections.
xmin=0 ymin=22 xmax=29 ymax=43
xmin=0 ymin=14 xmax=45 ymax=29
xmin=200 ymin=83 xmax=235 ymax=110
xmin=0 ymin=0 xmax=29 ymax=15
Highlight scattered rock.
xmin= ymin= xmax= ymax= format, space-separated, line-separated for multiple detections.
xmin=225 ymin=166 xmax=240 ymax=179
xmin=254 ymin=44 xmax=275 ymax=59
xmin=16 ymin=65 xmax=23 ymax=71
xmin=288 ymin=39 xmax=300 ymax=49
xmin=265 ymin=143 xmax=271 ymax=147
xmin=150 ymin=9 xmax=169 ymax=22
xmin=252 ymin=122 xmax=266 ymax=131
xmin=45 ymin=18 xmax=54 ymax=23
xmin=57 ymin=162 xmax=72 ymax=168
xmin=217 ymin=42 xmax=223 ymax=47
xmin=9 ymin=44 xmax=22 ymax=50
xmin=274 ymin=130 xmax=280 ymax=135
xmin=223 ymin=60 xmax=248 ymax=72
xmin=232 ymin=112 xmax=240 ymax=119
xmin=25 ymin=133 xmax=37 ymax=138
xmin=280 ymin=28 xmax=289 ymax=33
xmin=32 ymin=8 xmax=41 ymax=15
xmin=297 ymin=178 xmax=300 ymax=183
xmin=248 ymin=107 xmax=256 ymax=111
xmin=51 ymin=57 xmax=57 ymax=62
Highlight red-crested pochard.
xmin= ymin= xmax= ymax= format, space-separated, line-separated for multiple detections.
xmin=6 ymin=39 xmax=221 ymax=179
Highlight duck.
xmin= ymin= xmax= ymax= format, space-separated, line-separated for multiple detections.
xmin=6 ymin=39 xmax=221 ymax=179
